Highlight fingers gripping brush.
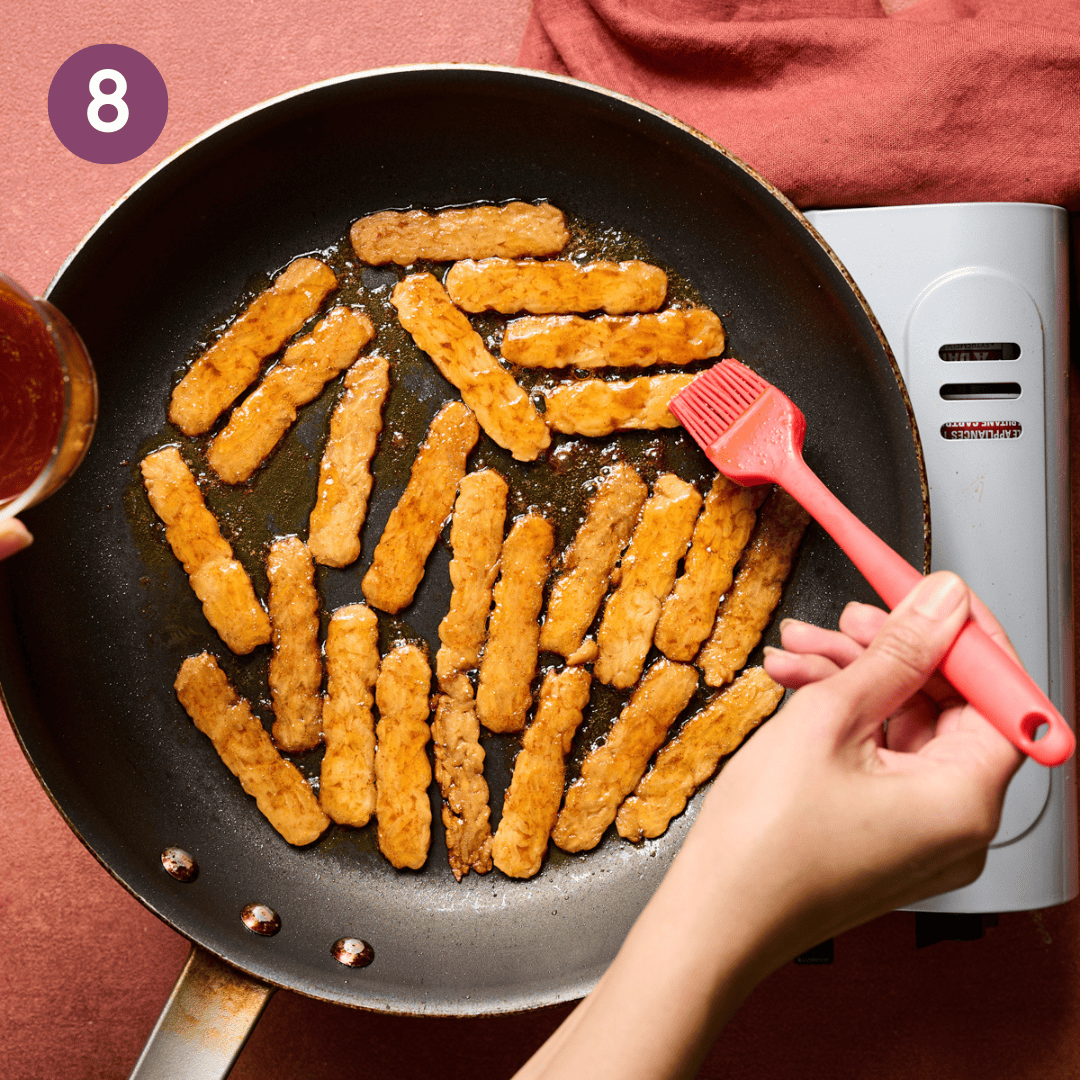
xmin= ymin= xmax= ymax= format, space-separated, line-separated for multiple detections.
xmin=670 ymin=358 xmax=1074 ymax=768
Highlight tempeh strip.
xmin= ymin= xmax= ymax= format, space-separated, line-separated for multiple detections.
xmin=552 ymin=659 xmax=698 ymax=853
xmin=141 ymin=447 xmax=270 ymax=655
xmin=492 ymin=667 xmax=592 ymax=878
xmin=266 ymin=537 xmax=322 ymax=753
xmin=307 ymin=355 xmax=390 ymax=568
xmin=541 ymin=373 xmax=694 ymax=437
xmin=432 ymin=692 xmax=493 ymax=880
xmin=374 ymin=644 xmax=433 ymax=870
xmin=502 ymin=309 xmax=725 ymax=369
xmin=698 ymin=490 xmax=811 ymax=687
xmin=445 ymin=258 xmax=667 ymax=315
xmin=391 ymin=274 xmax=550 ymax=461
xmin=476 ymin=514 xmax=555 ymax=733
xmin=351 ymin=202 xmax=569 ymax=265
xmin=654 ymin=477 xmax=770 ymax=662
xmin=362 ymin=401 xmax=479 ymax=614
xmin=539 ymin=464 xmax=648 ymax=665
xmin=436 ymin=469 xmax=508 ymax=693
xmin=169 ymin=258 xmax=337 ymax=436
xmin=207 ymin=307 xmax=374 ymax=483
xmin=174 ymin=653 xmax=329 ymax=846
xmin=320 ymin=604 xmax=380 ymax=827
xmin=594 ymin=474 xmax=702 ymax=689
xmin=616 ymin=667 xmax=784 ymax=842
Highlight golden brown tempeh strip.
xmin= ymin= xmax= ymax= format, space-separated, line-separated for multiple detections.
xmin=391 ymin=273 xmax=550 ymax=462
xmin=319 ymin=604 xmax=380 ymax=827
xmin=174 ymin=653 xmax=330 ymax=846
xmin=206 ymin=307 xmax=374 ymax=484
xmin=476 ymin=513 xmax=555 ymax=733
xmin=432 ymin=692 xmax=493 ymax=881
xmin=654 ymin=478 xmax=770 ymax=663
xmin=351 ymin=202 xmax=569 ymax=265
xmin=141 ymin=447 xmax=271 ymax=655
xmin=552 ymin=659 xmax=698 ymax=853
xmin=169 ymin=258 xmax=337 ymax=436
xmin=616 ymin=667 xmax=784 ymax=842
xmin=184 ymin=561 xmax=271 ymax=657
xmin=492 ymin=667 xmax=592 ymax=879
xmin=266 ymin=537 xmax=323 ymax=753
xmin=594 ymin=474 xmax=702 ymax=690
xmin=540 ymin=373 xmax=694 ymax=437
xmin=307 ymin=355 xmax=390 ymax=568
xmin=374 ymin=644 xmax=433 ymax=870
xmin=501 ymin=309 xmax=725 ymax=369
xmin=445 ymin=258 xmax=667 ymax=315
xmin=362 ymin=401 xmax=480 ymax=614
xmin=539 ymin=463 xmax=648 ymax=665
xmin=698 ymin=490 xmax=811 ymax=687
xmin=436 ymin=469 xmax=508 ymax=693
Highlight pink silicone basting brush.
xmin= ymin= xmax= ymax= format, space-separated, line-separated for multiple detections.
xmin=669 ymin=358 xmax=1074 ymax=768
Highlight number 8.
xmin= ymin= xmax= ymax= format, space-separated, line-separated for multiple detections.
xmin=87 ymin=68 xmax=129 ymax=133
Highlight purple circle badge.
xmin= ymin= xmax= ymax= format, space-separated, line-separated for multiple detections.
xmin=48 ymin=45 xmax=168 ymax=165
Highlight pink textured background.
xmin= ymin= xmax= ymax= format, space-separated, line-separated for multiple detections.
xmin=0 ymin=0 xmax=530 ymax=296
xmin=3 ymin=3 xmax=1080 ymax=1079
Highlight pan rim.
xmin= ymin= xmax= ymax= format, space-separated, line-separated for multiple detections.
xmin=11 ymin=62 xmax=931 ymax=1016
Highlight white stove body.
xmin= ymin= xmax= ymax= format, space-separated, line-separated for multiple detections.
xmin=805 ymin=203 xmax=1077 ymax=913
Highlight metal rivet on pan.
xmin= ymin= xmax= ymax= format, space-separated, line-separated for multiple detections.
xmin=161 ymin=847 xmax=198 ymax=882
xmin=240 ymin=903 xmax=281 ymax=936
xmin=332 ymin=938 xmax=374 ymax=968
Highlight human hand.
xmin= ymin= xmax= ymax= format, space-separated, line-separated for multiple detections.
xmin=0 ymin=519 xmax=32 ymax=561
xmin=696 ymin=571 xmax=1023 ymax=979
xmin=514 ymin=573 xmax=1025 ymax=1080
xmin=764 ymin=575 xmax=1023 ymax=755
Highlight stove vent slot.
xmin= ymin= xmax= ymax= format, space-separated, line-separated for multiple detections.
xmin=939 ymin=382 xmax=1021 ymax=401
xmin=939 ymin=342 xmax=1020 ymax=362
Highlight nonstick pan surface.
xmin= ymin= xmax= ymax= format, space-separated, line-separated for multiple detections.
xmin=0 ymin=66 xmax=928 ymax=1016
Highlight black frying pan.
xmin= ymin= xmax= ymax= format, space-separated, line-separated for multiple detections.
xmin=0 ymin=64 xmax=928 ymax=1039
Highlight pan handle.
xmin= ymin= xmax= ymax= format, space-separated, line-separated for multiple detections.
xmin=128 ymin=945 xmax=275 ymax=1079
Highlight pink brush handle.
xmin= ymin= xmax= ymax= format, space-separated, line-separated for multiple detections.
xmin=775 ymin=456 xmax=1073 ymax=768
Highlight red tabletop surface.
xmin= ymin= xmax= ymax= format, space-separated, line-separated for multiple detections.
xmin=3 ymin=3 xmax=1080 ymax=1078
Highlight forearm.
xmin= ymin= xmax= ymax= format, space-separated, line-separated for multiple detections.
xmin=513 ymin=814 xmax=773 ymax=1080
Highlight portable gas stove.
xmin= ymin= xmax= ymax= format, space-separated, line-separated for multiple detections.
xmin=805 ymin=203 xmax=1077 ymax=919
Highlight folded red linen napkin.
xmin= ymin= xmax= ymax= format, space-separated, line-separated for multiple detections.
xmin=518 ymin=0 xmax=1080 ymax=211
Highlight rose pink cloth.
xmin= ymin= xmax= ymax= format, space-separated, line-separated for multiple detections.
xmin=517 ymin=0 xmax=1080 ymax=211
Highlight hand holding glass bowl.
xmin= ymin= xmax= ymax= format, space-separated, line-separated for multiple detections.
xmin=0 ymin=271 xmax=97 ymax=556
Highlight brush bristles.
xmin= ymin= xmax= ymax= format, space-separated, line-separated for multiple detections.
xmin=670 ymin=359 xmax=770 ymax=442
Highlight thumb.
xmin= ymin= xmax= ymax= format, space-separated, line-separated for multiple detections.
xmin=830 ymin=572 xmax=970 ymax=732
xmin=0 ymin=519 xmax=32 ymax=561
